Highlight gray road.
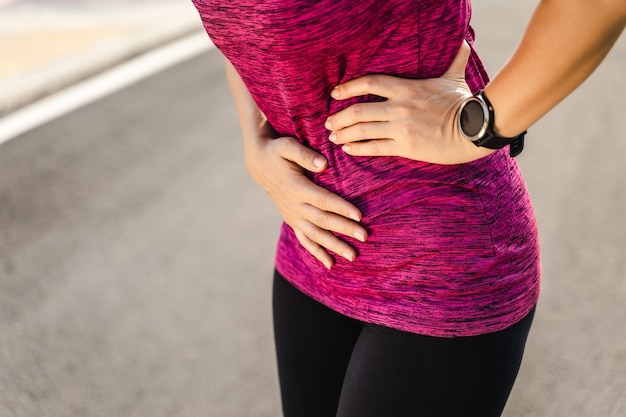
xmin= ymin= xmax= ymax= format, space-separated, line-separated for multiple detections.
xmin=1 ymin=3 xmax=625 ymax=416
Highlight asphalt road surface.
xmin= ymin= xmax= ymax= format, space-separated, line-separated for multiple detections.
xmin=1 ymin=3 xmax=625 ymax=416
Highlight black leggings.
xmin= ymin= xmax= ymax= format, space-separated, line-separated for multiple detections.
xmin=272 ymin=270 xmax=535 ymax=417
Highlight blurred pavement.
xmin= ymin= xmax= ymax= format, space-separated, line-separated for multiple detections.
xmin=0 ymin=0 xmax=204 ymax=115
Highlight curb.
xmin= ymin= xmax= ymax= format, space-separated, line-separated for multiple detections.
xmin=0 ymin=15 xmax=205 ymax=117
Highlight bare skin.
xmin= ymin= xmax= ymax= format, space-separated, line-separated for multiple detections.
xmin=226 ymin=0 xmax=626 ymax=268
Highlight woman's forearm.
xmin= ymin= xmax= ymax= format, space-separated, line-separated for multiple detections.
xmin=225 ymin=60 xmax=276 ymax=152
xmin=484 ymin=0 xmax=626 ymax=137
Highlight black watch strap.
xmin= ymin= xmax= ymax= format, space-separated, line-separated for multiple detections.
xmin=474 ymin=91 xmax=526 ymax=158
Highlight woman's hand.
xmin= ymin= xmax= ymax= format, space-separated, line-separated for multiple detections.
xmin=325 ymin=42 xmax=495 ymax=165
xmin=245 ymin=129 xmax=368 ymax=270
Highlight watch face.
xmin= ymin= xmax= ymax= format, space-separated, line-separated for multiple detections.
xmin=460 ymin=98 xmax=486 ymax=139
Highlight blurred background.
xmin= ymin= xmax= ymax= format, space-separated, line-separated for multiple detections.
xmin=0 ymin=1 xmax=624 ymax=416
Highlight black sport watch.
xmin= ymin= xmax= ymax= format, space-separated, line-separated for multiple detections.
xmin=457 ymin=91 xmax=525 ymax=157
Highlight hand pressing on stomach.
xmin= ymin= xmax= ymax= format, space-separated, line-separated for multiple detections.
xmin=244 ymin=123 xmax=368 ymax=270
xmin=226 ymin=59 xmax=368 ymax=270
xmin=325 ymin=41 xmax=495 ymax=165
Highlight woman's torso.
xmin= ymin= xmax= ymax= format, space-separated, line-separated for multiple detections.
xmin=192 ymin=0 xmax=540 ymax=337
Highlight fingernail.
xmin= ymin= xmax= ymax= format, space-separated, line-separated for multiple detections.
xmin=353 ymin=231 xmax=365 ymax=242
xmin=331 ymin=87 xmax=339 ymax=99
xmin=324 ymin=118 xmax=333 ymax=130
xmin=313 ymin=156 xmax=326 ymax=168
xmin=342 ymin=145 xmax=351 ymax=152
xmin=343 ymin=252 xmax=355 ymax=262
xmin=324 ymin=260 xmax=333 ymax=270
xmin=329 ymin=133 xmax=337 ymax=143
xmin=349 ymin=213 xmax=361 ymax=222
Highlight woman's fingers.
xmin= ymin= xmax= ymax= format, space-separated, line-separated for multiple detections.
xmin=275 ymin=135 xmax=328 ymax=173
xmin=294 ymin=229 xmax=342 ymax=269
xmin=325 ymin=101 xmax=390 ymax=131
xmin=273 ymin=136 xmax=366 ymax=235
xmin=341 ymin=139 xmax=396 ymax=157
xmin=298 ymin=220 xmax=357 ymax=262
xmin=328 ymin=121 xmax=391 ymax=145
xmin=295 ymin=176 xmax=364 ymax=223
xmin=288 ymin=201 xmax=366 ymax=269
xmin=294 ymin=213 xmax=363 ymax=269
xmin=300 ymin=203 xmax=367 ymax=243
xmin=250 ymin=135 xmax=369 ymax=267
xmin=282 ymin=173 xmax=368 ymax=267
xmin=331 ymin=74 xmax=400 ymax=100
xmin=293 ymin=229 xmax=335 ymax=270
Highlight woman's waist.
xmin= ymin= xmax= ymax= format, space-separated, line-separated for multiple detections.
xmin=311 ymin=148 xmax=509 ymax=221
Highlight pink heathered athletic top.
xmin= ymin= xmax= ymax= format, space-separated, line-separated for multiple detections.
xmin=192 ymin=0 xmax=541 ymax=337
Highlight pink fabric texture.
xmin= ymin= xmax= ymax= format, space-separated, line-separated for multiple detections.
xmin=192 ymin=0 xmax=541 ymax=337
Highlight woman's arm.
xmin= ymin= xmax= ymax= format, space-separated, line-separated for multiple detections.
xmin=325 ymin=0 xmax=626 ymax=163
xmin=485 ymin=0 xmax=626 ymax=137
xmin=225 ymin=60 xmax=368 ymax=269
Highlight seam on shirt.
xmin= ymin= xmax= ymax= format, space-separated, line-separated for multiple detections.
xmin=460 ymin=161 xmax=498 ymax=259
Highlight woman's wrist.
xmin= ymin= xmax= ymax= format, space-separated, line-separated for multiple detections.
xmin=481 ymin=84 xmax=527 ymax=138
